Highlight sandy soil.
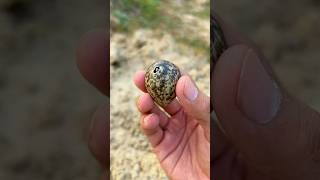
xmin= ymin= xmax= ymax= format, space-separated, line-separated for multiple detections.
xmin=110 ymin=1 xmax=210 ymax=179
xmin=0 ymin=0 xmax=105 ymax=179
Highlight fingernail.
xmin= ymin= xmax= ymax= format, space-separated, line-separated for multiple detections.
xmin=237 ymin=50 xmax=281 ymax=124
xmin=184 ymin=76 xmax=198 ymax=102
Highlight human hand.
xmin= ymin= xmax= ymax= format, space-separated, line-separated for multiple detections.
xmin=134 ymin=71 xmax=210 ymax=180
xmin=76 ymin=30 xmax=109 ymax=180
xmin=213 ymin=15 xmax=320 ymax=180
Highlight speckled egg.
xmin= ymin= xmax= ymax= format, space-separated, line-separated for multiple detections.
xmin=145 ymin=60 xmax=181 ymax=107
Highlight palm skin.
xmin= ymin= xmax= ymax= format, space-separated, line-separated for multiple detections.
xmin=153 ymin=107 xmax=209 ymax=180
xmin=213 ymin=142 xmax=247 ymax=180
xmin=134 ymin=70 xmax=210 ymax=180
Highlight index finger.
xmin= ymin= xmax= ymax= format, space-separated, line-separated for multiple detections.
xmin=76 ymin=30 xmax=109 ymax=96
xmin=133 ymin=70 xmax=147 ymax=93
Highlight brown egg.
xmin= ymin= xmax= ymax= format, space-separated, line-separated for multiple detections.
xmin=145 ymin=60 xmax=181 ymax=107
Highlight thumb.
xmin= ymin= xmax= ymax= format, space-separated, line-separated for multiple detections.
xmin=176 ymin=75 xmax=210 ymax=139
xmin=213 ymin=44 xmax=320 ymax=179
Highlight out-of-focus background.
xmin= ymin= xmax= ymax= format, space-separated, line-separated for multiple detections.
xmin=216 ymin=0 xmax=320 ymax=110
xmin=110 ymin=0 xmax=209 ymax=179
xmin=0 ymin=0 xmax=105 ymax=179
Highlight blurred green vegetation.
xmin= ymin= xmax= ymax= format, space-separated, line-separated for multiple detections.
xmin=112 ymin=0 xmax=210 ymax=31
xmin=111 ymin=0 xmax=210 ymax=57
xmin=112 ymin=0 xmax=160 ymax=31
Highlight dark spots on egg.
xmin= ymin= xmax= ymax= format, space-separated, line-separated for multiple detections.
xmin=154 ymin=66 xmax=160 ymax=73
xmin=145 ymin=60 xmax=181 ymax=107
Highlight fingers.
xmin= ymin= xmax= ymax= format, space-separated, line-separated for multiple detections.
xmin=137 ymin=93 xmax=166 ymax=148
xmin=76 ymin=30 xmax=109 ymax=96
xmin=133 ymin=70 xmax=147 ymax=93
xmin=88 ymin=102 xmax=109 ymax=169
xmin=213 ymin=44 xmax=320 ymax=179
xmin=140 ymin=113 xmax=164 ymax=147
xmin=163 ymin=99 xmax=182 ymax=116
xmin=175 ymin=75 xmax=210 ymax=139
xmin=77 ymin=31 xmax=109 ymax=170
xmin=134 ymin=71 xmax=182 ymax=116
xmin=137 ymin=93 xmax=169 ymax=128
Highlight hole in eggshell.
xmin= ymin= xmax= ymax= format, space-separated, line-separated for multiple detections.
xmin=153 ymin=67 xmax=159 ymax=73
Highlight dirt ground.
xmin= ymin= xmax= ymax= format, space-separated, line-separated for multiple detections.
xmin=216 ymin=0 xmax=320 ymax=110
xmin=110 ymin=0 xmax=209 ymax=179
xmin=0 ymin=0 xmax=105 ymax=179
